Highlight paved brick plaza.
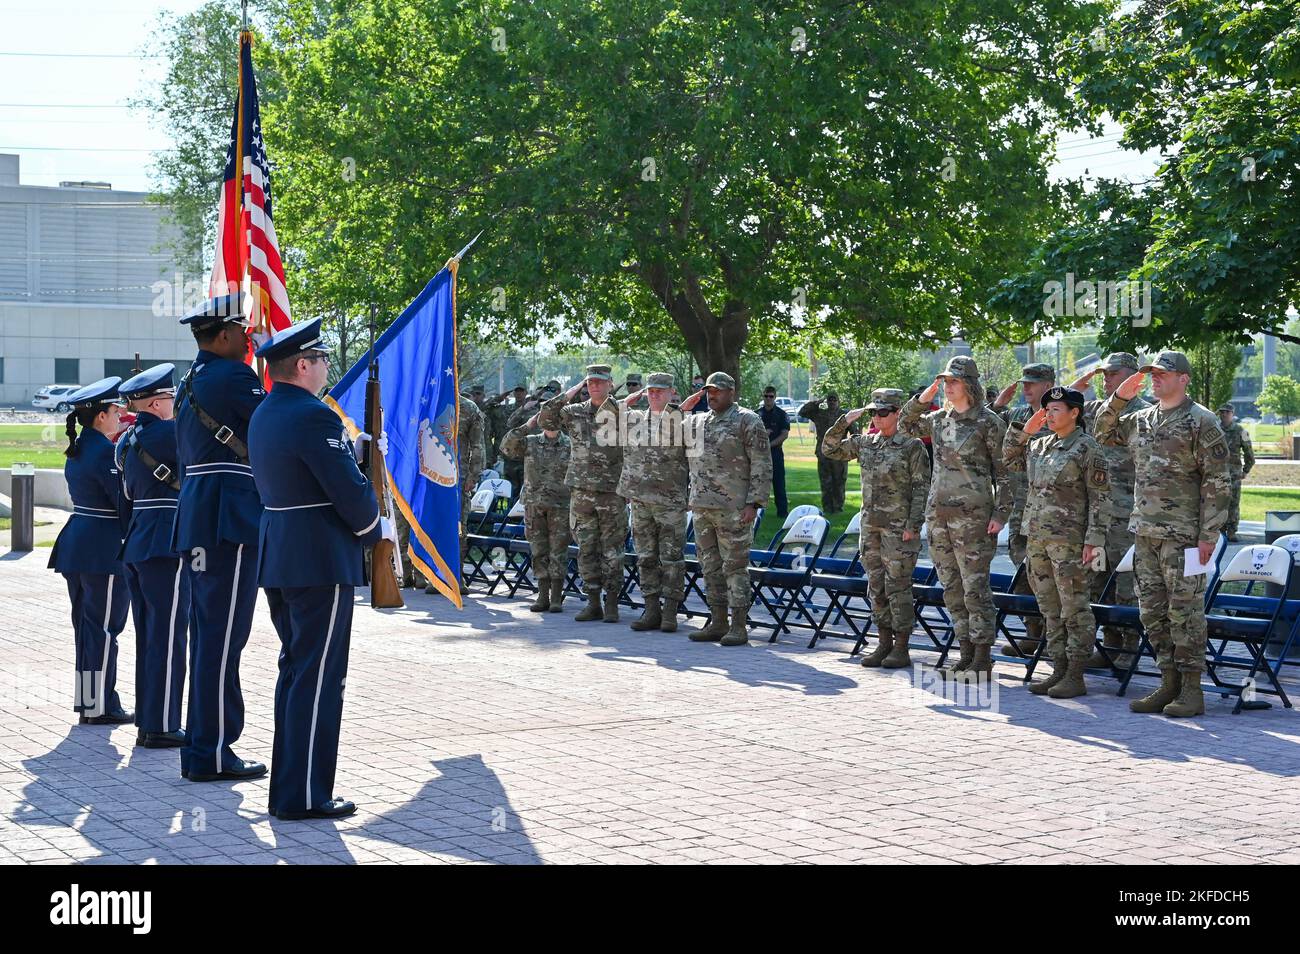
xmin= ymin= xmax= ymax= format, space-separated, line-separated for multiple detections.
xmin=2 ymin=547 xmax=1298 ymax=865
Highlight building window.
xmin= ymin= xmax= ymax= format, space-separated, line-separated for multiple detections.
xmin=54 ymin=358 xmax=79 ymax=385
xmin=0 ymin=357 xmax=5 ymax=384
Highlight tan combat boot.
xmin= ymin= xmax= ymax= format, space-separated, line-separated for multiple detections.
xmin=602 ymin=588 xmax=620 ymax=623
xmin=964 ymin=643 xmax=994 ymax=679
xmin=881 ymin=634 xmax=912 ymax=668
xmin=1047 ymin=659 xmax=1088 ymax=698
xmin=574 ymin=587 xmax=602 ymax=622
xmin=1162 ymin=673 xmax=1205 ymax=718
xmin=1028 ymin=656 xmax=1069 ymax=695
xmin=660 ymin=598 xmax=680 ymax=633
xmin=630 ymin=597 xmax=661 ymax=631
xmin=720 ymin=606 xmax=750 ymax=646
xmin=548 ymin=578 xmax=564 ymax=612
xmin=942 ymin=638 xmax=975 ymax=676
xmin=1130 ymin=668 xmax=1180 ymax=713
xmin=529 ymin=580 xmax=551 ymax=613
xmin=690 ymin=604 xmax=730 ymax=642
xmin=860 ymin=632 xmax=894 ymax=668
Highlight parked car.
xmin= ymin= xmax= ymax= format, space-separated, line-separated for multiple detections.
xmin=31 ymin=384 xmax=81 ymax=412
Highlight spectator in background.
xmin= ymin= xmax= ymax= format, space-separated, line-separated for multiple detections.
xmin=759 ymin=385 xmax=791 ymax=517
xmin=799 ymin=391 xmax=847 ymax=514
xmin=689 ymin=373 xmax=708 ymax=413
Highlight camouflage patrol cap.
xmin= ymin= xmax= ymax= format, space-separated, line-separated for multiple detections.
xmin=513 ymin=383 xmax=527 ymax=392
xmin=1040 ymin=386 xmax=1085 ymax=411
xmin=939 ymin=355 xmax=979 ymax=380
xmin=584 ymin=364 xmax=613 ymax=381
xmin=865 ymin=388 xmax=907 ymax=410
xmin=470 ymin=384 xmax=485 ymax=395
xmin=1139 ymin=350 xmax=1192 ymax=374
xmin=1217 ymin=404 xmax=1234 ymax=413
xmin=646 ymin=372 xmax=674 ymax=389
xmin=704 ymin=371 xmax=735 ymax=390
xmin=1100 ymin=352 xmax=1140 ymax=372
xmin=1019 ymin=362 xmax=1056 ymax=384
xmin=543 ymin=379 xmax=561 ymax=394
xmin=626 ymin=372 xmax=643 ymax=384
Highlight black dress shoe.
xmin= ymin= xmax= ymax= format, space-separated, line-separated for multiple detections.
xmin=187 ymin=758 xmax=268 ymax=783
xmin=136 ymin=730 xmax=186 ymax=749
xmin=82 ymin=709 xmax=134 ymax=725
xmin=272 ymin=798 xmax=357 ymax=821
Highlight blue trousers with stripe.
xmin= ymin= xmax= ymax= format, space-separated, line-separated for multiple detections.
xmin=181 ymin=542 xmax=259 ymax=777
xmin=126 ymin=556 xmax=190 ymax=734
xmin=265 ymin=584 xmax=353 ymax=815
xmin=62 ymin=572 xmax=128 ymax=718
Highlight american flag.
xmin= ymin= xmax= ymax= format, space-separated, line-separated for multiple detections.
xmin=209 ymin=30 xmax=291 ymax=360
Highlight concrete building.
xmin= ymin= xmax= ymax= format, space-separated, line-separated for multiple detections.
xmin=0 ymin=153 xmax=195 ymax=407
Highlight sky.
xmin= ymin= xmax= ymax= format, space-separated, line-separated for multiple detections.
xmin=0 ymin=0 xmax=1162 ymax=197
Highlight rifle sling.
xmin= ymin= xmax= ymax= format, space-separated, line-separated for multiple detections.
xmin=126 ymin=426 xmax=182 ymax=492
xmin=181 ymin=370 xmax=250 ymax=464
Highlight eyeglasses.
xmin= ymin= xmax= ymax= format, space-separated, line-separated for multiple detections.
xmin=868 ymin=408 xmax=897 ymax=417
xmin=302 ymin=353 xmax=330 ymax=365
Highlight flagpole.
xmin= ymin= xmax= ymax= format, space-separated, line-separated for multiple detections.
xmin=241 ymin=0 xmax=249 ymax=32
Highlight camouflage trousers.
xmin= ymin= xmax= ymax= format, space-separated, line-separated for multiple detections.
xmin=525 ymin=503 xmax=569 ymax=585
xmin=928 ymin=510 xmax=998 ymax=646
xmin=861 ymin=527 xmax=920 ymax=641
xmin=1008 ymin=529 xmax=1044 ymax=642
xmin=1026 ymin=538 xmax=1096 ymax=662
xmin=816 ymin=456 xmax=847 ymax=514
xmin=630 ymin=502 xmax=686 ymax=602
xmin=395 ymin=509 xmax=428 ymax=589
xmin=1226 ymin=477 xmax=1242 ymax=533
xmin=570 ymin=489 xmax=628 ymax=593
xmin=1087 ymin=517 xmax=1138 ymax=641
xmin=1135 ymin=533 xmax=1208 ymax=674
xmin=460 ymin=484 xmax=474 ymax=562
xmin=693 ymin=507 xmax=753 ymax=609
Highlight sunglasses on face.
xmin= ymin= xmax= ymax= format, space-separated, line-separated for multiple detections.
xmin=868 ymin=408 xmax=897 ymax=417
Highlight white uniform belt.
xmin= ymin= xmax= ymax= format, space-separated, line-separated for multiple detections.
xmin=73 ymin=506 xmax=117 ymax=519
xmin=265 ymin=502 xmax=332 ymax=511
xmin=186 ymin=461 xmax=253 ymax=477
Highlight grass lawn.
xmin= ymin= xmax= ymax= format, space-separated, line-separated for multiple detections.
xmin=0 ymin=423 xmax=68 ymax=469
xmin=1241 ymin=488 xmax=1300 ymax=523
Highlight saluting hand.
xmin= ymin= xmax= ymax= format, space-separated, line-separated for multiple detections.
xmin=994 ymin=381 xmax=1019 ymax=408
xmin=1068 ymin=369 xmax=1098 ymax=393
xmin=844 ymin=408 xmax=866 ymax=425
xmin=920 ymin=378 xmax=942 ymax=404
xmin=565 ymin=381 xmax=585 ymax=400
xmin=623 ymin=387 xmax=646 ymax=406
xmin=679 ymin=389 xmax=706 ymax=411
xmin=1024 ymin=408 xmax=1048 ymax=435
xmin=1115 ymin=371 xmax=1146 ymax=401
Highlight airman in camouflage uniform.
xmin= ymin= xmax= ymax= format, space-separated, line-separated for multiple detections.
xmin=617 ymin=372 xmax=690 ymax=633
xmin=538 ymin=364 xmax=627 ymax=623
xmin=501 ymin=416 xmax=571 ymax=613
xmin=901 ymin=355 xmax=1011 ymax=678
xmin=484 ymin=386 xmax=524 ymax=475
xmin=681 ymin=372 xmax=772 ymax=646
xmin=1004 ymin=387 xmax=1111 ymax=697
xmin=822 ymin=388 xmax=930 ymax=668
xmin=1093 ymin=351 xmax=1232 ymax=718
xmin=991 ymin=362 xmax=1055 ymax=656
xmin=1069 ymin=352 xmax=1151 ymax=670
xmin=1217 ymin=405 xmax=1254 ymax=540
xmin=799 ymin=392 xmax=848 ymax=514
xmin=449 ymin=394 xmax=487 ymax=595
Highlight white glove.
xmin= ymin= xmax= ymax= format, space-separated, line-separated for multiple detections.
xmin=251 ymin=330 xmax=271 ymax=349
xmin=354 ymin=431 xmax=371 ymax=458
xmin=379 ymin=515 xmax=396 ymax=543
xmin=377 ymin=429 xmax=389 ymax=457
xmin=354 ymin=430 xmax=389 ymax=458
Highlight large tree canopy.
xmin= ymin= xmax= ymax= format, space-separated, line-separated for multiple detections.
xmin=990 ymin=0 xmax=1300 ymax=351
xmin=144 ymin=0 xmax=1104 ymax=382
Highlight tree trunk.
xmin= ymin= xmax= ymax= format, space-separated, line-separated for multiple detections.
xmin=639 ymin=263 xmax=749 ymax=390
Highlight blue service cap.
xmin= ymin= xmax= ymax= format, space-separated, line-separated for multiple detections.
xmin=253 ymin=317 xmax=325 ymax=361
xmin=179 ymin=293 xmax=248 ymax=330
xmin=119 ymin=363 xmax=176 ymax=400
xmin=66 ymin=376 xmax=123 ymax=408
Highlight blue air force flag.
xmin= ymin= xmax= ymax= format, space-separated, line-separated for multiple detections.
xmin=326 ymin=265 xmax=464 ymax=607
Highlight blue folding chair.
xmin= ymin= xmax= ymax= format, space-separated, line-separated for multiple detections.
xmin=749 ymin=514 xmax=830 ymax=643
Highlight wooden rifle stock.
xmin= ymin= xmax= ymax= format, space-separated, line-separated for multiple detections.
xmin=365 ymin=366 xmax=404 ymax=608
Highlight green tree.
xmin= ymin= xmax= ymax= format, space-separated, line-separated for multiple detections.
xmin=143 ymin=0 xmax=1105 ymax=384
xmin=1187 ymin=339 xmax=1242 ymax=412
xmin=1258 ymin=375 xmax=1300 ymax=426
xmin=813 ymin=341 xmax=921 ymax=410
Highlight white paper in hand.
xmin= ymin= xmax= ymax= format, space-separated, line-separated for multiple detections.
xmin=1183 ymin=547 xmax=1212 ymax=577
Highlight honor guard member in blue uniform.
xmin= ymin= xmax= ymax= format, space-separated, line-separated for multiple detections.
xmin=248 ymin=319 xmax=393 ymax=820
xmin=116 ymin=364 xmax=189 ymax=748
xmin=49 ymin=377 xmax=133 ymax=725
xmin=174 ymin=293 xmax=269 ymax=782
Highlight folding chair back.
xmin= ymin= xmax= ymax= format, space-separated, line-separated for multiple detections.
xmin=826 ymin=510 xmax=863 ymax=559
xmin=1217 ymin=544 xmax=1291 ymax=589
xmin=479 ymin=468 xmax=500 ymax=482
xmin=765 ymin=503 xmax=821 ymax=549
xmin=1204 ymin=544 xmax=1294 ymax=713
xmin=469 ymin=485 xmax=496 ymax=514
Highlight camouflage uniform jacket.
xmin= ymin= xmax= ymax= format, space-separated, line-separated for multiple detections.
xmin=1093 ymin=394 xmax=1231 ymax=545
xmin=821 ymin=417 xmax=929 ymax=534
xmin=684 ymin=403 xmax=773 ymax=510
xmin=1083 ymin=393 xmax=1151 ymax=526
xmin=1003 ymin=424 xmax=1110 ymax=548
xmin=1221 ymin=422 xmax=1254 ymax=479
xmin=537 ymin=392 xmax=624 ymax=492
xmin=798 ymin=400 xmax=846 ymax=459
xmin=616 ymin=406 xmax=689 ymax=508
xmin=1001 ymin=404 xmax=1033 ymax=535
xmin=500 ymin=424 xmax=572 ymax=508
xmin=458 ymin=396 xmax=486 ymax=479
xmin=900 ymin=397 xmax=1011 ymax=523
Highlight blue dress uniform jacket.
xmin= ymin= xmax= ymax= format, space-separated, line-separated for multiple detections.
xmin=50 ymin=430 xmax=125 ymax=575
xmin=248 ymin=382 xmax=384 ymax=586
xmin=117 ymin=412 xmax=183 ymax=562
xmin=172 ymin=349 xmax=266 ymax=551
